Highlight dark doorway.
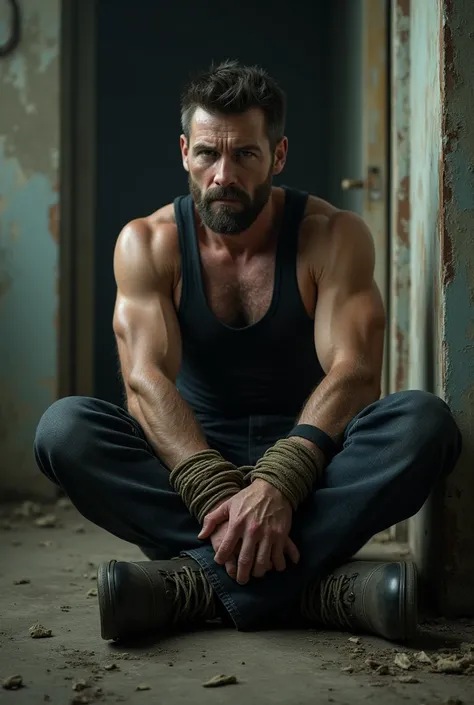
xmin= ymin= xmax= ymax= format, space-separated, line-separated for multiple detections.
xmin=93 ymin=0 xmax=333 ymax=403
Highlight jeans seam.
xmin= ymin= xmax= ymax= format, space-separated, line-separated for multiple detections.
xmin=184 ymin=548 xmax=244 ymax=629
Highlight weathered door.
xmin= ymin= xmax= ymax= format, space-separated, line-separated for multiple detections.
xmin=340 ymin=0 xmax=390 ymax=394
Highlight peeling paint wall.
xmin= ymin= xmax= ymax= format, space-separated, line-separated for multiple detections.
xmin=0 ymin=0 xmax=59 ymax=498
xmin=390 ymin=0 xmax=410 ymax=393
xmin=438 ymin=0 xmax=474 ymax=614
xmin=408 ymin=0 xmax=442 ymax=393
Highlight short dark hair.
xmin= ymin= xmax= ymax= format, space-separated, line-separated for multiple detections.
xmin=180 ymin=60 xmax=286 ymax=150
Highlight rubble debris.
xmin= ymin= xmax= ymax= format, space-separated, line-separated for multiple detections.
xmin=38 ymin=541 xmax=53 ymax=547
xmin=29 ymin=623 xmax=53 ymax=639
xmin=87 ymin=588 xmax=98 ymax=598
xmin=365 ymin=658 xmax=380 ymax=669
xmin=74 ymin=524 xmax=85 ymax=533
xmin=56 ymin=497 xmax=73 ymax=510
xmin=35 ymin=514 xmax=57 ymax=528
xmin=13 ymin=578 xmax=30 ymax=585
xmin=14 ymin=500 xmax=42 ymax=518
xmin=72 ymin=679 xmax=89 ymax=691
xmin=2 ymin=675 xmax=23 ymax=690
xmin=341 ymin=666 xmax=353 ymax=673
xmin=393 ymin=653 xmax=412 ymax=670
xmin=348 ymin=636 xmax=360 ymax=644
xmin=416 ymin=651 xmax=432 ymax=664
xmin=104 ymin=663 xmax=119 ymax=671
xmin=375 ymin=665 xmax=390 ymax=676
xmin=136 ymin=684 xmax=151 ymax=691
xmin=202 ymin=674 xmax=238 ymax=688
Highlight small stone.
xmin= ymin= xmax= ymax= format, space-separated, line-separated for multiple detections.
xmin=393 ymin=653 xmax=412 ymax=670
xmin=89 ymin=574 xmax=96 ymax=581
xmin=72 ymin=679 xmax=89 ymax=691
xmin=44 ymin=696 xmax=51 ymax=702
xmin=39 ymin=541 xmax=53 ymax=547
xmin=416 ymin=650 xmax=432 ymax=664
xmin=397 ymin=675 xmax=420 ymax=683
xmin=136 ymin=684 xmax=151 ymax=691
xmin=2 ymin=675 xmax=23 ymax=690
xmin=60 ymin=605 xmax=71 ymax=612
xmin=365 ymin=658 xmax=380 ymax=669
xmin=104 ymin=663 xmax=119 ymax=671
xmin=341 ymin=665 xmax=353 ymax=673
xmin=369 ymin=680 xmax=387 ymax=687
xmin=14 ymin=578 xmax=30 ymax=585
xmin=375 ymin=665 xmax=390 ymax=676
xmin=35 ymin=514 xmax=57 ymax=528
xmin=348 ymin=636 xmax=360 ymax=644
xmin=14 ymin=500 xmax=42 ymax=517
xmin=435 ymin=656 xmax=464 ymax=674
xmin=202 ymin=674 xmax=238 ymax=688
xmin=1 ymin=519 xmax=14 ymax=530
xmin=87 ymin=588 xmax=97 ymax=598
xmin=445 ymin=699 xmax=463 ymax=705
xmin=74 ymin=524 xmax=85 ymax=533
xmin=29 ymin=623 xmax=53 ymax=638
xmin=56 ymin=497 xmax=73 ymax=510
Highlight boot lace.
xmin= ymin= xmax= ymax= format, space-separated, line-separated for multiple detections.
xmin=301 ymin=573 xmax=357 ymax=629
xmin=167 ymin=566 xmax=217 ymax=625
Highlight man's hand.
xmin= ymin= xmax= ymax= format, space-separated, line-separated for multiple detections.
xmin=210 ymin=521 xmax=238 ymax=580
xmin=198 ymin=479 xmax=300 ymax=585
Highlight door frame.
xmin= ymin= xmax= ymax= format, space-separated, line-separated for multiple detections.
xmin=59 ymin=0 xmax=96 ymax=397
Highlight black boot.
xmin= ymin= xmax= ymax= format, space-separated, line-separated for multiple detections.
xmin=97 ymin=557 xmax=218 ymax=641
xmin=300 ymin=560 xmax=418 ymax=641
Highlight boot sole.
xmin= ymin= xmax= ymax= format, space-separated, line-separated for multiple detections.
xmin=97 ymin=560 xmax=118 ymax=641
xmin=401 ymin=560 xmax=418 ymax=640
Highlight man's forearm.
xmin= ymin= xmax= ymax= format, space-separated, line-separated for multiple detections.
xmin=128 ymin=373 xmax=208 ymax=468
xmin=296 ymin=362 xmax=381 ymax=452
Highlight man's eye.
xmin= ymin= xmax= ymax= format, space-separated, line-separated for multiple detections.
xmin=199 ymin=150 xmax=218 ymax=158
xmin=238 ymin=150 xmax=256 ymax=158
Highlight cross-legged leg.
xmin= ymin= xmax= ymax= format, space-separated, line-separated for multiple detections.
xmin=34 ymin=395 xmax=206 ymax=560
xmin=184 ymin=390 xmax=462 ymax=630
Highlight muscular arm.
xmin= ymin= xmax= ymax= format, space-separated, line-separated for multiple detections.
xmin=297 ymin=211 xmax=385 ymax=449
xmin=113 ymin=220 xmax=208 ymax=468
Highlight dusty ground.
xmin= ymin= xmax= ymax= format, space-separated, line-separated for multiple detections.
xmin=1 ymin=500 xmax=474 ymax=705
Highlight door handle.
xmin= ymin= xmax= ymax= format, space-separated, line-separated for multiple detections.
xmin=341 ymin=178 xmax=364 ymax=190
xmin=341 ymin=167 xmax=382 ymax=201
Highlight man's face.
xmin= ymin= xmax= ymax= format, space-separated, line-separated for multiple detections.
xmin=180 ymin=108 xmax=287 ymax=235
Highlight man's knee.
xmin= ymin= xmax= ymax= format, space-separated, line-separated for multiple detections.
xmin=388 ymin=389 xmax=461 ymax=455
xmin=34 ymin=396 xmax=96 ymax=468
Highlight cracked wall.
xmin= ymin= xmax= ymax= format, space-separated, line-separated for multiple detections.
xmin=0 ymin=0 xmax=59 ymax=498
xmin=438 ymin=0 xmax=474 ymax=614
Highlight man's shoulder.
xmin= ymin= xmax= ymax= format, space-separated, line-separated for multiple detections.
xmin=115 ymin=203 xmax=182 ymax=283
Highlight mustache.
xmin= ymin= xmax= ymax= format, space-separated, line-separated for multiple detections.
xmin=204 ymin=186 xmax=250 ymax=204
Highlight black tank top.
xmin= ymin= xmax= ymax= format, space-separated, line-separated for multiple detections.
xmin=174 ymin=186 xmax=325 ymax=419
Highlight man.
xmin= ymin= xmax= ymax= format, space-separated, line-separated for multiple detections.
xmin=35 ymin=60 xmax=461 ymax=643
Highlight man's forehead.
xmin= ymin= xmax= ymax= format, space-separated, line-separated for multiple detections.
xmin=190 ymin=107 xmax=266 ymax=142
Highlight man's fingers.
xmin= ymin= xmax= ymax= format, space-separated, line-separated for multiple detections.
xmin=225 ymin=556 xmax=237 ymax=579
xmin=198 ymin=503 xmax=229 ymax=539
xmin=214 ymin=527 xmax=241 ymax=565
xmin=236 ymin=535 xmax=258 ymax=585
xmin=253 ymin=538 xmax=273 ymax=578
xmin=285 ymin=537 xmax=301 ymax=564
xmin=271 ymin=541 xmax=287 ymax=572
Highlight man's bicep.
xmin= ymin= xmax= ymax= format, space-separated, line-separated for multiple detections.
xmin=113 ymin=223 xmax=182 ymax=387
xmin=313 ymin=213 xmax=385 ymax=377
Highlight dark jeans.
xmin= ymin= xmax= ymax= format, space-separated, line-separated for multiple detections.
xmin=34 ymin=391 xmax=461 ymax=630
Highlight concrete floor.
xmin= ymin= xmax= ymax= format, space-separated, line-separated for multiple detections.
xmin=1 ymin=500 xmax=474 ymax=705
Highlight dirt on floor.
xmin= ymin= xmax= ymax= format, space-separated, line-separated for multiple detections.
xmin=1 ymin=499 xmax=474 ymax=705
